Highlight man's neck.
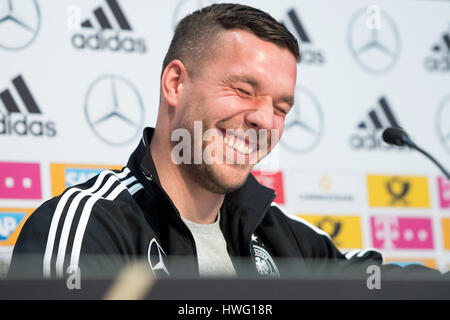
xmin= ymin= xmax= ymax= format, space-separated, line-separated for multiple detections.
xmin=149 ymin=131 xmax=224 ymax=225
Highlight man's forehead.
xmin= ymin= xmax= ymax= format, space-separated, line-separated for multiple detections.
xmin=223 ymin=30 xmax=296 ymax=71
xmin=219 ymin=29 xmax=272 ymax=51
xmin=207 ymin=29 xmax=297 ymax=93
xmin=227 ymin=74 xmax=259 ymax=87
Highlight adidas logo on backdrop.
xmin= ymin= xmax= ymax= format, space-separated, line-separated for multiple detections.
xmin=0 ymin=75 xmax=56 ymax=137
xmin=349 ymin=96 xmax=407 ymax=151
xmin=281 ymin=9 xmax=325 ymax=65
xmin=70 ymin=0 xmax=147 ymax=53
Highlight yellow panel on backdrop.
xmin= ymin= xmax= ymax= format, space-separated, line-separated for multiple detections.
xmin=298 ymin=214 xmax=362 ymax=249
xmin=442 ymin=218 xmax=450 ymax=250
xmin=367 ymin=175 xmax=430 ymax=208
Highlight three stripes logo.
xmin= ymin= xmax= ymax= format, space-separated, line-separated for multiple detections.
xmin=357 ymin=97 xmax=400 ymax=130
xmin=70 ymin=0 xmax=147 ymax=54
xmin=281 ymin=9 xmax=325 ymax=65
xmin=349 ymin=96 xmax=405 ymax=150
xmin=0 ymin=74 xmax=56 ymax=137
xmin=42 ymin=167 xmax=144 ymax=278
xmin=424 ymin=25 xmax=450 ymax=72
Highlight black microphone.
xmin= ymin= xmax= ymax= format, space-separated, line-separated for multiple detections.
xmin=382 ymin=127 xmax=450 ymax=180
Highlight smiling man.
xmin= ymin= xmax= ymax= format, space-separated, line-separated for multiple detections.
xmin=152 ymin=18 xmax=297 ymax=225
xmin=8 ymin=3 xmax=444 ymax=281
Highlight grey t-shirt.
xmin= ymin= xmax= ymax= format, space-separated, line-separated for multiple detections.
xmin=182 ymin=212 xmax=236 ymax=277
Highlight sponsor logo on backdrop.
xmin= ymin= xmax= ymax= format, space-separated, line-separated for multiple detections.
xmin=367 ymin=175 xmax=430 ymax=208
xmin=292 ymin=172 xmax=360 ymax=212
xmin=65 ymin=168 xmax=103 ymax=187
xmin=347 ymin=6 xmax=400 ymax=73
xmin=299 ymin=215 xmax=362 ymax=249
xmin=0 ymin=162 xmax=41 ymax=199
xmin=371 ymin=216 xmax=434 ymax=250
xmin=0 ymin=0 xmax=40 ymax=51
xmin=0 ymin=213 xmax=24 ymax=241
xmin=298 ymin=174 xmax=355 ymax=202
xmin=438 ymin=177 xmax=450 ymax=209
xmin=0 ymin=208 xmax=33 ymax=246
xmin=70 ymin=0 xmax=146 ymax=53
xmin=436 ymin=93 xmax=450 ymax=153
xmin=50 ymin=163 xmax=122 ymax=196
xmin=443 ymin=218 xmax=450 ymax=250
xmin=280 ymin=86 xmax=323 ymax=154
xmin=252 ymin=170 xmax=285 ymax=204
xmin=84 ymin=74 xmax=144 ymax=146
xmin=349 ymin=96 xmax=408 ymax=151
xmin=281 ymin=8 xmax=325 ymax=65
xmin=0 ymin=74 xmax=56 ymax=137
xmin=172 ymin=0 xmax=215 ymax=29
xmin=384 ymin=257 xmax=437 ymax=269
xmin=424 ymin=25 xmax=450 ymax=72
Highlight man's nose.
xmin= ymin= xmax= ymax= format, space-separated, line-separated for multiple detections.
xmin=244 ymin=96 xmax=274 ymax=130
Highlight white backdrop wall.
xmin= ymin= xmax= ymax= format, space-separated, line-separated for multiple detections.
xmin=0 ymin=0 xmax=449 ymax=276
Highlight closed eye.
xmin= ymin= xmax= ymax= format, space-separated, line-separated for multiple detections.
xmin=274 ymin=106 xmax=288 ymax=116
xmin=237 ymin=88 xmax=251 ymax=96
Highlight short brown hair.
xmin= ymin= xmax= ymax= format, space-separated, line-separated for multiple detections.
xmin=162 ymin=3 xmax=300 ymax=77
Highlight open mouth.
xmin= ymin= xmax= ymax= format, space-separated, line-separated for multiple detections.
xmin=217 ymin=128 xmax=260 ymax=156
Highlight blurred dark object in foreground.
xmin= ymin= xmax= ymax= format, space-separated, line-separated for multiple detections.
xmin=1 ymin=258 xmax=449 ymax=300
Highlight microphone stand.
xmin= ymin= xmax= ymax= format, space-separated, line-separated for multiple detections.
xmin=402 ymin=136 xmax=450 ymax=180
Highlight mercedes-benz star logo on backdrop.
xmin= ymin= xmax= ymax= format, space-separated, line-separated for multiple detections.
xmin=280 ymin=86 xmax=323 ymax=154
xmin=0 ymin=0 xmax=40 ymax=50
xmin=84 ymin=74 xmax=144 ymax=146
xmin=172 ymin=0 xmax=215 ymax=29
xmin=347 ymin=6 xmax=400 ymax=74
xmin=436 ymin=93 xmax=450 ymax=153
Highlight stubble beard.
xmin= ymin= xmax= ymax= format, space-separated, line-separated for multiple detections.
xmin=184 ymin=161 xmax=250 ymax=195
xmin=175 ymin=112 xmax=251 ymax=194
xmin=183 ymin=119 xmax=253 ymax=195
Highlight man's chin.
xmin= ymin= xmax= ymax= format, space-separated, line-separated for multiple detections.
xmin=188 ymin=163 xmax=252 ymax=195
xmin=209 ymin=165 xmax=252 ymax=194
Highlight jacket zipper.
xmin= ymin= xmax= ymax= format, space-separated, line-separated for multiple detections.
xmin=144 ymin=172 xmax=200 ymax=275
xmin=247 ymin=193 xmax=276 ymax=269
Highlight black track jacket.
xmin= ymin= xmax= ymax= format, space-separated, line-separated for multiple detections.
xmin=8 ymin=128 xmax=446 ymax=280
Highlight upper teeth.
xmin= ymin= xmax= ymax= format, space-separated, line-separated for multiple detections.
xmin=223 ymin=137 xmax=253 ymax=155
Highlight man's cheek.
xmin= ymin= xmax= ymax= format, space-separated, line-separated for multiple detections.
xmin=270 ymin=123 xmax=283 ymax=148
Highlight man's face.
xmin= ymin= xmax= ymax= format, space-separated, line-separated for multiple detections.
xmin=173 ymin=29 xmax=297 ymax=194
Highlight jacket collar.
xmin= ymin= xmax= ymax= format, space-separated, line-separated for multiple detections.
xmin=137 ymin=128 xmax=161 ymax=186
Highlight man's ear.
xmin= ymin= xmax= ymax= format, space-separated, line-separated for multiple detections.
xmin=161 ymin=60 xmax=188 ymax=107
